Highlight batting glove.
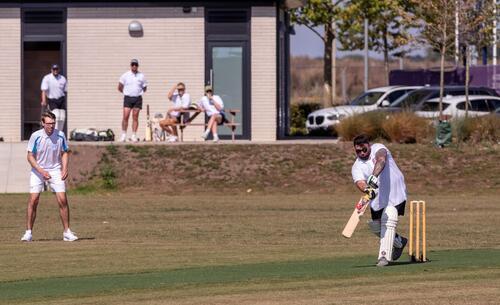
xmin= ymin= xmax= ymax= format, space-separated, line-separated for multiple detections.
xmin=367 ymin=175 xmax=379 ymax=189
xmin=363 ymin=187 xmax=377 ymax=200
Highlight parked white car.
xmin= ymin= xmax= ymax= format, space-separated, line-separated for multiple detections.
xmin=415 ymin=95 xmax=500 ymax=119
xmin=306 ymin=86 xmax=421 ymax=132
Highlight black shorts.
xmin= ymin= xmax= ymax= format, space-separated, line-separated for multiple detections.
xmin=371 ymin=201 xmax=406 ymax=220
xmin=48 ymin=96 xmax=66 ymax=110
xmin=211 ymin=111 xmax=227 ymax=126
xmin=124 ymin=96 xmax=143 ymax=109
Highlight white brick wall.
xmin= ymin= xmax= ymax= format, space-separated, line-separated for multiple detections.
xmin=251 ymin=6 xmax=277 ymax=141
xmin=0 ymin=9 xmax=21 ymax=142
xmin=67 ymin=7 xmax=206 ymax=141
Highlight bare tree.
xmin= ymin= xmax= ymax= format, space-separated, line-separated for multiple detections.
xmin=457 ymin=0 xmax=496 ymax=117
xmin=411 ymin=0 xmax=457 ymax=118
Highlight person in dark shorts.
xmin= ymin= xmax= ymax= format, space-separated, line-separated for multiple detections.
xmin=351 ymin=134 xmax=408 ymax=267
xmin=118 ymin=59 xmax=148 ymax=142
xmin=41 ymin=64 xmax=67 ymax=131
xmin=198 ymin=86 xmax=225 ymax=143
xmin=159 ymin=82 xmax=191 ymax=142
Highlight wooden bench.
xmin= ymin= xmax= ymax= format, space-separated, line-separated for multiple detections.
xmin=176 ymin=109 xmax=240 ymax=142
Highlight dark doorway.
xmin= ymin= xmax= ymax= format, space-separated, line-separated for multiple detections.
xmin=205 ymin=7 xmax=251 ymax=140
xmin=22 ymin=41 xmax=62 ymax=140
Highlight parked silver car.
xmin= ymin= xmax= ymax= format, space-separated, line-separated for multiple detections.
xmin=306 ymin=86 xmax=420 ymax=132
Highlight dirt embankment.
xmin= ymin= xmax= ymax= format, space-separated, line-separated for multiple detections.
xmin=68 ymin=143 xmax=500 ymax=195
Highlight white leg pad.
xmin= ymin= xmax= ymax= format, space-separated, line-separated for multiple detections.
xmin=379 ymin=206 xmax=398 ymax=261
xmin=367 ymin=219 xmax=381 ymax=237
xmin=52 ymin=109 xmax=66 ymax=131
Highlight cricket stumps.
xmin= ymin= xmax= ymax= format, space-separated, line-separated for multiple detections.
xmin=409 ymin=200 xmax=427 ymax=262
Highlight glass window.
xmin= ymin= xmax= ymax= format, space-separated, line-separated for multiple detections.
xmin=212 ymin=46 xmax=243 ymax=136
xmin=350 ymin=91 xmax=384 ymax=106
xmin=390 ymin=89 xmax=433 ymax=108
xmin=486 ymin=99 xmax=500 ymax=110
xmin=470 ymin=100 xmax=490 ymax=112
xmin=456 ymin=101 xmax=472 ymax=110
xmin=420 ymin=102 xmax=449 ymax=112
xmin=385 ymin=90 xmax=408 ymax=103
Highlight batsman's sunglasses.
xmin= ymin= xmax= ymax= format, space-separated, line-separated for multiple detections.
xmin=355 ymin=146 xmax=369 ymax=154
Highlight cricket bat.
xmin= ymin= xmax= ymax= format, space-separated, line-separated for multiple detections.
xmin=342 ymin=194 xmax=371 ymax=238
xmin=145 ymin=104 xmax=152 ymax=141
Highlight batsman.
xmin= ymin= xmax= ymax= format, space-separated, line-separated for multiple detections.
xmin=350 ymin=134 xmax=408 ymax=267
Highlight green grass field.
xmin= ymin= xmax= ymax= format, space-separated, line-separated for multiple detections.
xmin=1 ymin=191 xmax=499 ymax=304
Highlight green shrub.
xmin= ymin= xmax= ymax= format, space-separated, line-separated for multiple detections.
xmin=100 ymin=164 xmax=117 ymax=189
xmin=336 ymin=111 xmax=387 ymax=141
xmin=382 ymin=112 xmax=433 ymax=144
xmin=289 ymin=102 xmax=322 ymax=136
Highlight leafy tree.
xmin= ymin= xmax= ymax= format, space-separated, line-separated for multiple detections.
xmin=290 ymin=0 xmax=345 ymax=107
xmin=337 ymin=0 xmax=415 ymax=85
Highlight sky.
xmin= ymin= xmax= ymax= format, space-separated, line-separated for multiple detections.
xmin=290 ymin=25 xmax=425 ymax=60
xmin=290 ymin=25 xmax=325 ymax=58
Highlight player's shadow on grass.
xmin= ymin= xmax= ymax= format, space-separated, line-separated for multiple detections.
xmin=36 ymin=237 xmax=96 ymax=242
xmin=354 ymin=260 xmax=430 ymax=268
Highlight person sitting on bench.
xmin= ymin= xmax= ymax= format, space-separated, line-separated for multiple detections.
xmin=159 ymin=82 xmax=191 ymax=142
xmin=199 ymin=85 xmax=225 ymax=143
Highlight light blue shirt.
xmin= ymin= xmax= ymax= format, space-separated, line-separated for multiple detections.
xmin=27 ymin=129 xmax=68 ymax=171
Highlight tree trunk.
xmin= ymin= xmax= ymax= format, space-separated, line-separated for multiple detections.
xmin=465 ymin=46 xmax=470 ymax=117
xmin=383 ymin=27 xmax=390 ymax=86
xmin=323 ymin=23 xmax=334 ymax=108
xmin=439 ymin=44 xmax=446 ymax=119
xmin=332 ymin=25 xmax=337 ymax=105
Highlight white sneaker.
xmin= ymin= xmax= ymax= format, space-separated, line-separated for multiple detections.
xmin=63 ymin=229 xmax=78 ymax=242
xmin=167 ymin=136 xmax=178 ymax=142
xmin=21 ymin=231 xmax=32 ymax=242
xmin=213 ymin=135 xmax=219 ymax=143
xmin=130 ymin=134 xmax=139 ymax=142
xmin=119 ymin=134 xmax=127 ymax=142
xmin=201 ymin=133 xmax=208 ymax=140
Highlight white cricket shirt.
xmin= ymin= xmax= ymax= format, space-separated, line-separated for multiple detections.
xmin=119 ymin=71 xmax=147 ymax=97
xmin=170 ymin=92 xmax=191 ymax=117
xmin=41 ymin=73 xmax=67 ymax=99
xmin=199 ymin=95 xmax=224 ymax=116
xmin=351 ymin=143 xmax=407 ymax=211
xmin=27 ymin=129 xmax=69 ymax=171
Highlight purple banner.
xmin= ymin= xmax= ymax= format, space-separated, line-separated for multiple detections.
xmin=389 ymin=65 xmax=500 ymax=94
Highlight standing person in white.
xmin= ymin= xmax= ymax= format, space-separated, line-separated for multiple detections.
xmin=21 ymin=111 xmax=78 ymax=242
xmin=199 ymin=85 xmax=225 ymax=142
xmin=351 ymin=134 xmax=408 ymax=267
xmin=41 ymin=64 xmax=67 ymax=132
xmin=118 ymin=59 xmax=148 ymax=142
xmin=159 ymin=82 xmax=191 ymax=142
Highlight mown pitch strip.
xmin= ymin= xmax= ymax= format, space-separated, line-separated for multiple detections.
xmin=1 ymin=249 xmax=499 ymax=303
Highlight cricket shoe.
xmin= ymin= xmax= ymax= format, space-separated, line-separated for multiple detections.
xmin=392 ymin=236 xmax=408 ymax=261
xmin=63 ymin=229 xmax=78 ymax=242
xmin=376 ymin=257 xmax=389 ymax=267
xmin=21 ymin=231 xmax=32 ymax=242
xmin=167 ymin=136 xmax=178 ymax=142
xmin=119 ymin=134 xmax=127 ymax=142
xmin=213 ymin=135 xmax=219 ymax=143
xmin=129 ymin=135 xmax=139 ymax=142
xmin=201 ymin=133 xmax=208 ymax=140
